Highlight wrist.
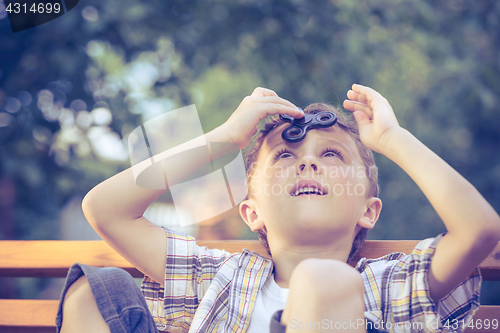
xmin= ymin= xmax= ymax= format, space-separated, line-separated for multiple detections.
xmin=206 ymin=126 xmax=232 ymax=145
xmin=205 ymin=126 xmax=240 ymax=160
xmin=380 ymin=127 xmax=415 ymax=162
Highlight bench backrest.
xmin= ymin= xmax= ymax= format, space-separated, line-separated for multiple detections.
xmin=1 ymin=240 xmax=500 ymax=279
xmin=1 ymin=240 xmax=499 ymax=333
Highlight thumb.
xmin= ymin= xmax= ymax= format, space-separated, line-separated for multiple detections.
xmin=352 ymin=111 xmax=371 ymax=129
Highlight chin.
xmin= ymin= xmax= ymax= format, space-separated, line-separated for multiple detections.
xmin=290 ymin=217 xmax=336 ymax=232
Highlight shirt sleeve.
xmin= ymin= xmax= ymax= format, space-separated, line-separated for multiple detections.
xmin=387 ymin=233 xmax=482 ymax=332
xmin=141 ymin=227 xmax=235 ymax=332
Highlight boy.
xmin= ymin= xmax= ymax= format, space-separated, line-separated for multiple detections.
xmin=57 ymin=84 xmax=500 ymax=333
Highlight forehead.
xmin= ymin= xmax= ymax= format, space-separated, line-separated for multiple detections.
xmin=260 ymin=122 xmax=361 ymax=162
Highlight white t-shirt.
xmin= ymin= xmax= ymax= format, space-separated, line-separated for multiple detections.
xmin=246 ymin=272 xmax=289 ymax=332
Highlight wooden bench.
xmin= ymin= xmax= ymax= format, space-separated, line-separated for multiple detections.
xmin=1 ymin=240 xmax=499 ymax=333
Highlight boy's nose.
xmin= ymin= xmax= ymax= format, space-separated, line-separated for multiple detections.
xmin=299 ymin=162 xmax=318 ymax=172
xmin=297 ymin=155 xmax=320 ymax=173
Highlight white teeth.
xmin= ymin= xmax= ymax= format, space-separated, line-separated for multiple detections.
xmin=292 ymin=186 xmax=325 ymax=196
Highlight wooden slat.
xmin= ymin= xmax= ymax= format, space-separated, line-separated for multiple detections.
xmin=0 ymin=300 xmax=58 ymax=333
xmin=0 ymin=240 xmax=143 ymax=278
xmin=0 ymin=240 xmax=268 ymax=278
xmin=0 ymin=240 xmax=499 ymax=279
xmin=0 ymin=299 xmax=498 ymax=333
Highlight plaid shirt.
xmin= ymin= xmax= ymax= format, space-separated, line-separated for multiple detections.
xmin=141 ymin=229 xmax=481 ymax=333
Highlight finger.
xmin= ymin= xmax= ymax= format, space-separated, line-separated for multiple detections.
xmin=255 ymin=103 xmax=305 ymax=120
xmin=352 ymin=111 xmax=371 ymax=129
xmin=343 ymin=100 xmax=373 ymax=118
xmin=351 ymin=84 xmax=399 ymax=123
xmin=346 ymin=90 xmax=368 ymax=104
xmin=251 ymin=87 xmax=279 ymax=98
xmin=342 ymin=99 xmax=355 ymax=112
xmin=250 ymin=95 xmax=301 ymax=111
xmin=351 ymin=84 xmax=388 ymax=108
xmin=251 ymin=126 xmax=258 ymax=136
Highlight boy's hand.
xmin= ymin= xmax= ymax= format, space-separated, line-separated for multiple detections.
xmin=345 ymin=86 xmax=500 ymax=304
xmin=343 ymin=84 xmax=401 ymax=155
xmin=217 ymin=87 xmax=304 ymax=150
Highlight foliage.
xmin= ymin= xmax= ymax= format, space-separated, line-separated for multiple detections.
xmin=0 ymin=0 xmax=499 ymax=301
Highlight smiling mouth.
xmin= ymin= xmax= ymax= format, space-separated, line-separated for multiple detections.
xmin=291 ymin=187 xmax=326 ymax=197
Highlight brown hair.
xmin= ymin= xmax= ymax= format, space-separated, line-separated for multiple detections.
xmin=243 ymin=103 xmax=379 ymax=264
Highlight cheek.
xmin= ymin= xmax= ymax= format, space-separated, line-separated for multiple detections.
xmin=249 ymin=172 xmax=287 ymax=198
xmin=262 ymin=165 xmax=293 ymax=184
xmin=325 ymin=164 xmax=355 ymax=183
xmin=322 ymin=158 xmax=353 ymax=175
xmin=250 ymin=167 xmax=299 ymax=200
xmin=324 ymin=165 xmax=369 ymax=198
xmin=277 ymin=159 xmax=296 ymax=168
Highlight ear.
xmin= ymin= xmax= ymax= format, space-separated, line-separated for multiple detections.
xmin=357 ymin=197 xmax=382 ymax=229
xmin=239 ymin=199 xmax=265 ymax=232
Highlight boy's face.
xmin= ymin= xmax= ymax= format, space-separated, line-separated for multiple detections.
xmin=241 ymin=123 xmax=378 ymax=247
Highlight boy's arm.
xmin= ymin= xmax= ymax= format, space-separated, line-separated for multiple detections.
xmin=82 ymin=128 xmax=235 ymax=286
xmin=344 ymin=84 xmax=500 ymax=302
xmin=83 ymin=87 xmax=303 ymax=286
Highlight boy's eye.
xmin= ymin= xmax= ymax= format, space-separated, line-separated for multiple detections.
xmin=272 ymin=148 xmax=294 ymax=163
xmin=272 ymin=147 xmax=344 ymax=163
xmin=323 ymin=148 xmax=344 ymax=161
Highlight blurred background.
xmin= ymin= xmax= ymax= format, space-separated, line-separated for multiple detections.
xmin=1 ymin=0 xmax=499 ymax=303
